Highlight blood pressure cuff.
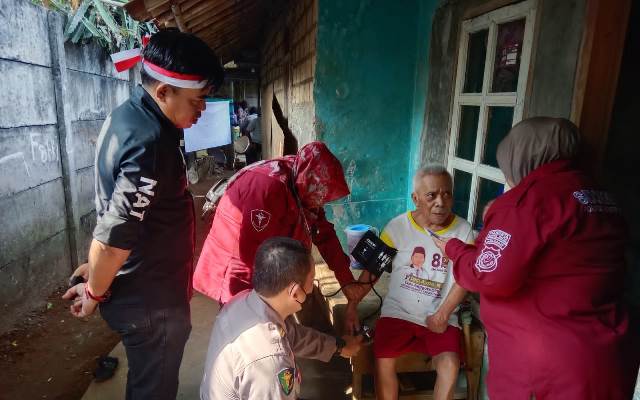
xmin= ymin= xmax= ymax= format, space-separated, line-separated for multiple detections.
xmin=351 ymin=230 xmax=397 ymax=278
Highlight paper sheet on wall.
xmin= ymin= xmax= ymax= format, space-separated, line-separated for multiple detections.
xmin=184 ymin=100 xmax=231 ymax=152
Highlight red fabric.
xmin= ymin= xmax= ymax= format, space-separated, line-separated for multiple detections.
xmin=293 ymin=142 xmax=350 ymax=208
xmin=113 ymin=55 xmax=141 ymax=73
xmin=143 ymin=60 xmax=204 ymax=81
xmin=373 ymin=317 xmax=462 ymax=359
xmin=193 ymin=142 xmax=354 ymax=303
xmin=446 ymin=160 xmax=639 ymax=400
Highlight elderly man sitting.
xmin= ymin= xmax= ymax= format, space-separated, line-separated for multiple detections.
xmin=348 ymin=165 xmax=474 ymax=400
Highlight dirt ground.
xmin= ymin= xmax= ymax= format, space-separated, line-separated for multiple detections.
xmin=0 ymin=167 xmax=233 ymax=400
xmin=0 ymin=288 xmax=120 ymax=400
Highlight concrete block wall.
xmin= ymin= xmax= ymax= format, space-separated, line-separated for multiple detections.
xmin=260 ymin=0 xmax=317 ymax=157
xmin=0 ymin=0 xmax=130 ymax=333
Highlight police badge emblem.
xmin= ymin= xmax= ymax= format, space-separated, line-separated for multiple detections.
xmin=278 ymin=367 xmax=295 ymax=395
xmin=475 ymin=229 xmax=512 ymax=272
xmin=251 ymin=209 xmax=271 ymax=232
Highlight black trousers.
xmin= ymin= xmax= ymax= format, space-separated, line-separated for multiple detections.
xmin=245 ymin=142 xmax=262 ymax=165
xmin=100 ymin=302 xmax=191 ymax=400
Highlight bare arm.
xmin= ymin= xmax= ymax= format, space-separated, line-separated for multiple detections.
xmin=437 ymin=282 xmax=467 ymax=318
xmin=87 ymin=239 xmax=131 ymax=296
xmin=62 ymin=239 xmax=130 ymax=317
xmin=426 ymin=282 xmax=467 ymax=334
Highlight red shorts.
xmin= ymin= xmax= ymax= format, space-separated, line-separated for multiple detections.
xmin=373 ymin=317 xmax=462 ymax=359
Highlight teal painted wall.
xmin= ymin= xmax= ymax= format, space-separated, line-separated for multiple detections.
xmin=315 ymin=0 xmax=438 ymax=243
xmin=408 ymin=1 xmax=439 ymax=208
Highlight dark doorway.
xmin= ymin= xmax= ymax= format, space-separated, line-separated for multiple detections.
xmin=602 ymin=0 xmax=640 ymax=309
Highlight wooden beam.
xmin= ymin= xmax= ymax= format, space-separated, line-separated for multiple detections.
xmin=171 ymin=3 xmax=189 ymax=31
xmin=182 ymin=0 xmax=231 ymax=21
xmin=145 ymin=0 xmax=171 ymax=15
xmin=571 ymin=0 xmax=631 ymax=175
xmin=200 ymin=23 xmax=263 ymax=54
xmin=195 ymin=12 xmax=263 ymax=53
xmin=145 ymin=0 xmax=205 ymax=22
xmin=177 ymin=0 xmax=203 ymax=14
xmin=124 ymin=0 xmax=151 ymax=21
xmin=189 ymin=0 xmax=259 ymax=34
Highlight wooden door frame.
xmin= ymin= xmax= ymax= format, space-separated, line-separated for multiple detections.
xmin=571 ymin=0 xmax=631 ymax=176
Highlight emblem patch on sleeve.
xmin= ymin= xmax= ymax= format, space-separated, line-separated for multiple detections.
xmin=475 ymin=229 xmax=511 ymax=273
xmin=251 ymin=209 xmax=271 ymax=232
xmin=278 ymin=367 xmax=295 ymax=395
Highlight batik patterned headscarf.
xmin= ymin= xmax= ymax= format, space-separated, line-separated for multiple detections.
xmin=496 ymin=117 xmax=580 ymax=185
xmin=226 ymin=141 xmax=349 ymax=209
xmin=293 ymin=142 xmax=350 ymax=208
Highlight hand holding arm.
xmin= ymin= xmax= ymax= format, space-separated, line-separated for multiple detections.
xmin=426 ymin=283 xmax=467 ymax=333
xmin=62 ymin=239 xmax=130 ymax=318
xmin=338 ymin=334 xmax=363 ymax=358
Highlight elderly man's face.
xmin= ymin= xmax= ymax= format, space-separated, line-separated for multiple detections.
xmin=412 ymin=173 xmax=453 ymax=227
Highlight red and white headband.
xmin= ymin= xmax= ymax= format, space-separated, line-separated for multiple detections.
xmin=110 ymin=36 xmax=208 ymax=89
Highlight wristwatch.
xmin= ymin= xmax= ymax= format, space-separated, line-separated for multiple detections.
xmin=334 ymin=336 xmax=346 ymax=356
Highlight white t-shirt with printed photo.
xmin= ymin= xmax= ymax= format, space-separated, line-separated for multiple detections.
xmin=380 ymin=212 xmax=473 ymax=328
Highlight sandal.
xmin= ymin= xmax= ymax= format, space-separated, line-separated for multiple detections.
xmin=94 ymin=356 xmax=118 ymax=382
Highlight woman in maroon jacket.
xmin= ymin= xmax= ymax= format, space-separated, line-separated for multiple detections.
xmin=434 ymin=117 xmax=638 ymax=399
xmin=193 ymin=142 xmax=363 ymax=307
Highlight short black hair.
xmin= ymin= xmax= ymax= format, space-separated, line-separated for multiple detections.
xmin=141 ymin=29 xmax=224 ymax=90
xmin=248 ymin=106 xmax=258 ymax=115
xmin=252 ymin=237 xmax=312 ymax=297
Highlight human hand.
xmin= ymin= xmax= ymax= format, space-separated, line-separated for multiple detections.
xmin=69 ymin=263 xmax=89 ymax=286
xmin=432 ymin=236 xmax=451 ymax=255
xmin=343 ymin=301 xmax=360 ymax=335
xmin=339 ymin=334 xmax=363 ymax=358
xmin=426 ymin=311 xmax=449 ymax=334
xmin=62 ymin=283 xmax=98 ymax=318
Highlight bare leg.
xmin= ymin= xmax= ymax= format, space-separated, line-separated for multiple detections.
xmin=432 ymin=352 xmax=460 ymax=400
xmin=375 ymin=357 xmax=398 ymax=400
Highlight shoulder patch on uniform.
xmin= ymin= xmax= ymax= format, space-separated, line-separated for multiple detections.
xmin=251 ymin=209 xmax=271 ymax=232
xmin=278 ymin=367 xmax=295 ymax=395
xmin=475 ymin=229 xmax=512 ymax=273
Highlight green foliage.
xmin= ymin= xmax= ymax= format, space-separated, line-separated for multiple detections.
xmin=34 ymin=0 xmax=156 ymax=52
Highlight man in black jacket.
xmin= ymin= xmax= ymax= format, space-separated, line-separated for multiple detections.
xmin=63 ymin=30 xmax=224 ymax=400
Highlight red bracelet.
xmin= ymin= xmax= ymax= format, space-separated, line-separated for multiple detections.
xmin=85 ymin=285 xmax=111 ymax=302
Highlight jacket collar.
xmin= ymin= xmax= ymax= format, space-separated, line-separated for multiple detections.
xmin=247 ymin=290 xmax=288 ymax=333
xmin=132 ymin=85 xmax=182 ymax=140
xmin=517 ymin=159 xmax=575 ymax=187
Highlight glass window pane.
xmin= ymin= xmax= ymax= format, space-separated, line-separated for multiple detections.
xmin=482 ymin=106 xmax=514 ymax=167
xmin=492 ymin=19 xmax=525 ymax=93
xmin=455 ymin=106 xmax=480 ymax=161
xmin=474 ymin=178 xmax=504 ymax=230
xmin=463 ymin=29 xmax=489 ymax=93
xmin=452 ymin=169 xmax=472 ymax=219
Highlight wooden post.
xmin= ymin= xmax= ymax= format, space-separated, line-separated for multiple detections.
xmin=571 ymin=0 xmax=631 ymax=176
xmin=171 ymin=4 xmax=188 ymax=32
xmin=47 ymin=11 xmax=81 ymax=267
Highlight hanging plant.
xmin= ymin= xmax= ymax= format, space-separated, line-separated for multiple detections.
xmin=33 ymin=0 xmax=156 ymax=52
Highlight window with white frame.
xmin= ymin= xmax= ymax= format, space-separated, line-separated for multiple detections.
xmin=448 ymin=0 xmax=537 ymax=230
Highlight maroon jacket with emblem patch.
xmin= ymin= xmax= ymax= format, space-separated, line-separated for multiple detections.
xmin=445 ymin=160 xmax=638 ymax=400
xmin=193 ymin=160 xmax=353 ymax=304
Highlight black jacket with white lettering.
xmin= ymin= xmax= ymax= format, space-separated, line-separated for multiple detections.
xmin=93 ymin=85 xmax=194 ymax=307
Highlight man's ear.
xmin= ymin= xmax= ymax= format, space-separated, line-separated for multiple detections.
xmin=154 ymin=82 xmax=171 ymax=103
xmin=288 ymin=282 xmax=300 ymax=299
xmin=411 ymin=192 xmax=418 ymax=207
